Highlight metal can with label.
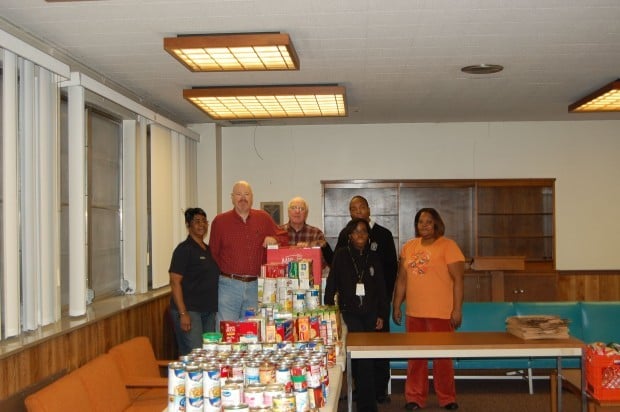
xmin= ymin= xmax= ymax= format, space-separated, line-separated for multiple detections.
xmin=307 ymin=386 xmax=325 ymax=409
xmin=168 ymin=394 xmax=184 ymax=412
xmin=245 ymin=361 xmax=261 ymax=385
xmin=186 ymin=395 xmax=204 ymax=412
xmin=244 ymin=383 xmax=266 ymax=408
xmin=275 ymin=362 xmax=292 ymax=393
xmin=291 ymin=373 xmax=307 ymax=392
xmin=306 ymin=359 xmax=321 ymax=389
xmin=185 ymin=363 xmax=204 ymax=399
xmin=272 ymin=393 xmax=295 ymax=412
xmin=168 ymin=361 xmax=186 ymax=396
xmin=259 ymin=361 xmax=275 ymax=385
xmin=293 ymin=388 xmax=309 ymax=412
xmin=202 ymin=362 xmax=221 ymax=409
xmin=230 ymin=360 xmax=245 ymax=381
xmin=222 ymin=382 xmax=244 ymax=407
xmin=263 ymin=383 xmax=286 ymax=407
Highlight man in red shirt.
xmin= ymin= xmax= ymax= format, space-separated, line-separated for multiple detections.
xmin=209 ymin=181 xmax=288 ymax=322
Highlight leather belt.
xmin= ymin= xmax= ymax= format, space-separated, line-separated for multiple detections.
xmin=220 ymin=272 xmax=257 ymax=282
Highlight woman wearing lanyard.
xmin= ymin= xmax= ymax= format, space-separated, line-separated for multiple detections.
xmin=324 ymin=218 xmax=389 ymax=412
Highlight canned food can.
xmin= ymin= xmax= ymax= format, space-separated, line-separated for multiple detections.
xmin=272 ymin=393 xmax=295 ymax=412
xmin=220 ymin=362 xmax=232 ymax=385
xmin=244 ymin=383 xmax=266 ymax=408
xmin=168 ymin=362 xmax=186 ymax=396
xmin=263 ymin=383 xmax=286 ymax=406
xmin=290 ymin=361 xmax=306 ymax=378
xmin=245 ymin=361 xmax=261 ymax=385
xmin=186 ymin=395 xmax=204 ymax=412
xmin=308 ymin=386 xmax=325 ymax=409
xmin=178 ymin=355 xmax=193 ymax=364
xmin=259 ymin=361 xmax=275 ymax=385
xmin=275 ymin=363 xmax=292 ymax=393
xmin=168 ymin=394 xmax=184 ymax=412
xmin=230 ymin=361 xmax=245 ymax=380
xmin=306 ymin=360 xmax=321 ymax=388
xmin=202 ymin=363 xmax=221 ymax=404
xmin=291 ymin=374 xmax=307 ymax=391
xmin=293 ymin=388 xmax=309 ymax=412
xmin=185 ymin=363 xmax=204 ymax=399
xmin=222 ymin=383 xmax=244 ymax=407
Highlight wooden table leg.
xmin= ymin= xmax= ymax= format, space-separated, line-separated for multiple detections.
xmin=550 ymin=370 xmax=558 ymax=412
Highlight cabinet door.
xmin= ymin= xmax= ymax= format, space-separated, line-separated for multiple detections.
xmin=464 ymin=273 xmax=492 ymax=302
xmin=476 ymin=181 xmax=554 ymax=263
xmin=503 ymin=273 xmax=557 ymax=301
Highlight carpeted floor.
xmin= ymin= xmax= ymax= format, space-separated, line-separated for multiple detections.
xmin=337 ymin=377 xmax=586 ymax=412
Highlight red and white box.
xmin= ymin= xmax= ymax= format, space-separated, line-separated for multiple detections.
xmin=266 ymin=246 xmax=322 ymax=286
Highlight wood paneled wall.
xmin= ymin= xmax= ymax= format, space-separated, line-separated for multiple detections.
xmin=558 ymin=271 xmax=620 ymax=301
xmin=0 ymin=292 xmax=174 ymax=402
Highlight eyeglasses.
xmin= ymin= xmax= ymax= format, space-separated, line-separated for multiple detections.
xmin=191 ymin=218 xmax=209 ymax=224
xmin=289 ymin=206 xmax=306 ymax=212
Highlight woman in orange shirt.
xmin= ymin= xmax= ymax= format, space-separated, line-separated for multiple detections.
xmin=392 ymin=208 xmax=465 ymax=410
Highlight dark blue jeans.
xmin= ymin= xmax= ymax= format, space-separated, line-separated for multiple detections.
xmin=170 ymin=307 xmax=216 ymax=355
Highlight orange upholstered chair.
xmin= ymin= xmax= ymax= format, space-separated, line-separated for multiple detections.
xmin=108 ymin=336 xmax=169 ymax=401
xmin=25 ymin=353 xmax=166 ymax=412
xmin=24 ymin=371 xmax=93 ymax=412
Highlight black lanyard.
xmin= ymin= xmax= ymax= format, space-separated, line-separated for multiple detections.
xmin=348 ymin=246 xmax=369 ymax=283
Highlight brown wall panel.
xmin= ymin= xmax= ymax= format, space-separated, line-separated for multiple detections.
xmin=557 ymin=271 xmax=620 ymax=301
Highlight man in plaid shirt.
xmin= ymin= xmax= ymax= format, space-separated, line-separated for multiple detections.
xmin=279 ymin=196 xmax=334 ymax=267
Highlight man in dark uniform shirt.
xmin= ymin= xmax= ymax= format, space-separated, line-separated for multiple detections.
xmin=335 ymin=195 xmax=398 ymax=403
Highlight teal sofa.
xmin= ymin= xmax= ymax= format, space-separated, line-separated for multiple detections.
xmin=388 ymin=301 xmax=620 ymax=394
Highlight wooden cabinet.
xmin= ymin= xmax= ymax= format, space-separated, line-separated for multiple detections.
xmin=464 ymin=273 xmax=492 ymax=302
xmin=503 ymin=272 xmax=558 ymax=301
xmin=322 ymin=179 xmax=557 ymax=302
xmin=476 ymin=180 xmax=554 ymax=263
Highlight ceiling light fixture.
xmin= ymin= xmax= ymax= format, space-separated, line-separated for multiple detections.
xmin=164 ymin=33 xmax=300 ymax=72
xmin=569 ymin=79 xmax=620 ymax=112
xmin=461 ymin=64 xmax=504 ymax=74
xmin=183 ymin=85 xmax=347 ymax=120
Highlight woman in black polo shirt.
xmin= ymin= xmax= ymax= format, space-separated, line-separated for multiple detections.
xmin=169 ymin=208 xmax=220 ymax=355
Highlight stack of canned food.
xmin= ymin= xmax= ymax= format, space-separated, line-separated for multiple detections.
xmin=168 ymin=334 xmax=335 ymax=412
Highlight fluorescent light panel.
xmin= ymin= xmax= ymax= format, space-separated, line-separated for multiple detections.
xmin=184 ymin=86 xmax=347 ymax=120
xmin=164 ymin=33 xmax=299 ymax=71
xmin=569 ymin=79 xmax=620 ymax=112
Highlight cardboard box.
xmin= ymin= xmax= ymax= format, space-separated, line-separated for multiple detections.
xmin=267 ymin=246 xmax=322 ymax=286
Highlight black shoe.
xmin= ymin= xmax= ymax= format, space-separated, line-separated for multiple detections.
xmin=443 ymin=403 xmax=459 ymax=410
xmin=405 ymin=402 xmax=421 ymax=410
xmin=376 ymin=394 xmax=391 ymax=404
